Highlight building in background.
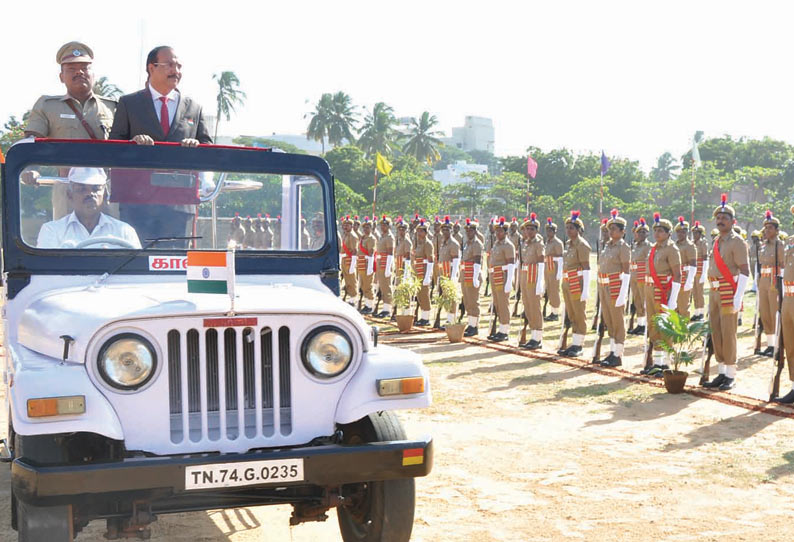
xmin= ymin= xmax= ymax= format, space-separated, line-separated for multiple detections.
xmin=442 ymin=116 xmax=495 ymax=154
xmin=433 ymin=160 xmax=488 ymax=187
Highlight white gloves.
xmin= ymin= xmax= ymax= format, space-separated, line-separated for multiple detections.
xmin=555 ymin=257 xmax=563 ymax=281
xmin=667 ymin=282 xmax=681 ymax=310
xmin=615 ymin=272 xmax=631 ymax=307
xmin=423 ymin=262 xmax=433 ymax=286
xmin=451 ymin=257 xmax=460 ymax=282
xmin=349 ymin=256 xmax=357 ymax=274
xmin=366 ymin=256 xmax=375 ymax=276
xmin=535 ymin=263 xmax=546 ymax=296
xmin=733 ymin=274 xmax=749 ymax=312
xmin=580 ymin=270 xmax=591 ymax=301
xmin=385 ymin=255 xmax=393 ymax=278
xmin=473 ymin=263 xmax=481 ymax=288
xmin=504 ymin=264 xmax=515 ymax=293
xmin=699 ymin=266 xmax=707 ymax=284
xmin=683 ymin=265 xmax=696 ymax=291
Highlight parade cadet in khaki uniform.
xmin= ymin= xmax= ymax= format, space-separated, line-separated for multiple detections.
xmin=674 ymin=217 xmax=698 ymax=318
xmin=431 ymin=216 xmax=442 ymax=287
xmin=356 ymin=217 xmax=377 ymax=314
xmin=412 ymin=219 xmax=435 ymax=326
xmin=437 ymin=216 xmax=461 ymax=327
xmin=691 ymin=221 xmax=709 ymax=321
xmin=518 ymin=214 xmax=546 ymax=350
xmin=596 ymin=210 xmax=631 ymax=367
xmin=772 ymin=205 xmax=794 ymax=404
xmin=628 ymin=218 xmax=651 ymax=335
xmin=544 ymin=217 xmax=564 ymax=322
xmin=375 ymin=215 xmax=395 ymax=318
xmin=393 ymin=216 xmax=413 ymax=287
xmin=756 ymin=210 xmax=785 ymax=357
xmin=488 ymin=217 xmax=516 ymax=342
xmin=642 ymin=213 xmax=682 ymax=376
xmin=352 ymin=216 xmax=361 ymax=237
xmin=23 ymin=42 xmax=117 ymax=219
xmin=702 ymin=195 xmax=751 ymax=391
xmin=461 ymin=218 xmax=484 ymax=337
xmin=557 ymin=211 xmax=592 ymax=357
xmin=453 ymin=221 xmax=464 ymax=247
xmin=509 ymin=218 xmax=521 ymax=292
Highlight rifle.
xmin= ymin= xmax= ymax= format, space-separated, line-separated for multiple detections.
xmin=543 ymin=291 xmax=549 ymax=318
xmin=628 ymin=301 xmax=636 ymax=332
xmin=488 ymin=299 xmax=498 ymax=338
xmin=373 ymin=289 xmax=382 ymax=316
xmin=513 ymin=237 xmax=523 ymax=317
xmin=591 ymin=292 xmax=600 ymax=331
xmin=413 ymin=295 xmax=420 ymax=320
xmin=433 ymin=303 xmax=442 ymax=329
xmin=590 ymin=302 xmax=605 ymax=363
xmin=769 ymin=243 xmax=785 ymax=400
xmin=484 ymin=274 xmax=490 ymax=297
xmin=357 ymin=287 xmax=364 ymax=311
xmin=513 ymin=282 xmax=522 ymax=317
xmin=753 ymin=242 xmax=763 ymax=352
xmin=698 ymin=302 xmax=714 ymax=385
xmin=557 ymin=304 xmax=570 ymax=351
xmin=643 ymin=313 xmax=654 ymax=371
xmin=519 ymin=315 xmax=528 ymax=345
xmin=457 ymin=300 xmax=466 ymax=323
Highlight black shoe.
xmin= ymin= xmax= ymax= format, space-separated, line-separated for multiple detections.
xmin=415 ymin=319 xmax=430 ymax=326
xmin=632 ymin=325 xmax=646 ymax=336
xmin=521 ymin=339 xmax=541 ymax=350
xmin=601 ymin=357 xmax=622 ymax=368
xmin=773 ymin=390 xmax=794 ymax=404
xmin=761 ymin=346 xmax=775 ymax=358
xmin=464 ymin=326 xmax=478 ymax=337
xmin=645 ymin=365 xmax=667 ymax=377
xmin=690 ymin=314 xmax=703 ymax=322
xmin=544 ymin=314 xmax=559 ymax=322
xmin=626 ymin=326 xmax=638 ymax=335
xmin=490 ymin=332 xmax=508 ymax=342
xmin=703 ymin=374 xmax=727 ymax=389
xmin=561 ymin=345 xmax=583 ymax=357
xmin=738 ymin=317 xmax=743 ymax=326
xmin=599 ymin=352 xmax=616 ymax=365
xmin=375 ymin=311 xmax=390 ymax=318
xmin=718 ymin=377 xmax=735 ymax=391
xmin=359 ymin=306 xmax=372 ymax=315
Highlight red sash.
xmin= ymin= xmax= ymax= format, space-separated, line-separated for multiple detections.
xmin=712 ymin=239 xmax=736 ymax=293
xmin=341 ymin=240 xmax=352 ymax=258
xmin=648 ymin=247 xmax=672 ymax=301
xmin=357 ymin=241 xmax=371 ymax=272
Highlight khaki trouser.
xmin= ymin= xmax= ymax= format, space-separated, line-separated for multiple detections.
xmin=562 ymin=281 xmax=587 ymax=335
xmin=492 ymin=272 xmax=511 ymax=325
xmin=521 ymin=278 xmax=543 ymax=330
xmin=676 ymin=283 xmax=692 ymax=319
xmin=462 ymin=283 xmax=480 ymax=317
xmin=782 ymin=297 xmax=794 ymax=381
xmin=341 ymin=257 xmax=357 ymax=298
xmin=359 ymin=270 xmax=374 ymax=301
xmin=709 ymin=289 xmax=739 ymax=366
xmin=630 ymin=277 xmax=646 ymax=318
xmin=646 ymin=284 xmax=668 ymax=352
xmin=693 ymin=272 xmax=705 ymax=310
xmin=758 ymin=276 xmax=778 ymax=335
xmin=599 ymin=285 xmax=625 ymax=344
xmin=545 ymin=264 xmax=561 ymax=309
xmin=418 ymin=284 xmax=431 ymax=311
xmin=376 ymin=268 xmax=393 ymax=304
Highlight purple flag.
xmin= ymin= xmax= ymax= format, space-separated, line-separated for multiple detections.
xmin=600 ymin=151 xmax=611 ymax=175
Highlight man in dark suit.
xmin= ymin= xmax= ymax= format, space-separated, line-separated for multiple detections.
xmin=109 ymin=45 xmax=212 ymax=248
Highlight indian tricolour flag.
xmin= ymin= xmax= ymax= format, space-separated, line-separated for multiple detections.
xmin=187 ymin=251 xmax=235 ymax=295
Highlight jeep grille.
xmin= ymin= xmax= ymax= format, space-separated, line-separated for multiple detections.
xmin=167 ymin=326 xmax=292 ymax=443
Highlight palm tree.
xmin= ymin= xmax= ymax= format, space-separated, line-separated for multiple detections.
xmin=327 ymin=91 xmax=358 ymax=148
xmin=402 ymin=111 xmax=444 ymax=166
xmin=650 ymin=152 xmax=680 ymax=182
xmin=357 ymin=102 xmax=398 ymax=158
xmin=212 ymin=71 xmax=246 ymax=142
xmin=93 ymin=76 xmax=123 ymax=99
xmin=306 ymin=93 xmax=334 ymax=153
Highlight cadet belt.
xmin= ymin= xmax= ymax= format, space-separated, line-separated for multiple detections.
xmin=696 ymin=260 xmax=705 ymax=275
xmin=598 ymin=272 xmax=621 ymax=301
xmin=563 ymin=269 xmax=583 ymax=297
xmin=709 ymin=274 xmax=739 ymax=309
xmin=490 ymin=266 xmax=507 ymax=286
xmin=630 ymin=261 xmax=647 ymax=280
xmin=761 ymin=265 xmax=777 ymax=278
xmin=462 ymin=261 xmax=476 ymax=284
xmin=440 ymin=261 xmax=452 ymax=277
xmin=646 ymin=273 xmax=672 ymax=304
xmin=521 ymin=263 xmax=538 ymax=283
xmin=784 ymin=281 xmax=794 ymax=297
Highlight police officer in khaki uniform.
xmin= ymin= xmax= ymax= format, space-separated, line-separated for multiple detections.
xmin=488 ymin=217 xmax=516 ymax=342
xmin=628 ymin=218 xmax=651 ymax=335
xmin=453 ymin=221 xmax=464 ymax=247
xmin=24 ymin=42 xmax=117 ymax=219
xmin=558 ymin=211 xmax=592 ymax=357
xmin=772 ymin=205 xmax=794 ymax=403
xmin=544 ymin=217 xmax=564 ymax=322
xmin=461 ymin=218 xmax=484 ymax=337
xmin=375 ymin=215 xmax=395 ymax=318
xmin=756 ymin=210 xmax=785 ymax=357
xmin=642 ymin=213 xmax=682 ymax=376
xmin=674 ymin=217 xmax=698 ymax=318
xmin=597 ymin=210 xmax=631 ymax=367
xmin=702 ymin=195 xmax=750 ymax=391
xmin=413 ymin=219 xmax=435 ymax=326
xmin=438 ymin=216 xmax=461 ymax=327
xmin=519 ymin=214 xmax=545 ymax=349
xmin=339 ymin=216 xmax=359 ymax=304
xmin=509 ymin=218 xmax=521 ymax=293
xmin=394 ymin=216 xmax=412 ymax=287
xmin=357 ymin=217 xmax=377 ymax=314
xmin=691 ymin=221 xmax=709 ymax=321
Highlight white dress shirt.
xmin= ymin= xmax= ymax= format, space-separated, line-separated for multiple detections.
xmin=37 ymin=212 xmax=142 ymax=249
xmin=148 ymin=83 xmax=179 ymax=127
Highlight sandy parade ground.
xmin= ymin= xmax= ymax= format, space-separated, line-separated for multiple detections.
xmin=3 ymin=281 xmax=794 ymax=541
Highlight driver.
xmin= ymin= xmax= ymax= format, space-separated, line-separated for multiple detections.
xmin=37 ymin=168 xmax=141 ymax=249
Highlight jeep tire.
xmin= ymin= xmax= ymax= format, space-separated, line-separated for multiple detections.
xmin=337 ymin=412 xmax=415 ymax=542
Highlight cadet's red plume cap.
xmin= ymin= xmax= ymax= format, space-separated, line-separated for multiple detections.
xmin=234 ymin=212 xmax=239 ymax=217
xmin=420 ymin=218 xmax=426 ymax=225
xmin=571 ymin=210 xmax=580 ymax=221
xmin=633 ymin=220 xmax=639 ymax=227
xmin=640 ymin=217 xmax=646 ymax=226
xmin=444 ymin=215 xmax=450 ymax=224
xmin=611 ymin=208 xmax=618 ymax=218
xmin=455 ymin=220 xmax=459 ymax=225
xmin=601 ymin=218 xmax=608 ymax=225
xmin=530 ymin=212 xmax=537 ymax=220
xmin=678 ymin=216 xmax=685 ymax=224
xmin=246 ymin=215 xmax=251 ymax=219
xmin=720 ymin=193 xmax=728 ymax=207
xmin=766 ymin=210 xmax=773 ymax=220
xmin=354 ymin=215 xmax=359 ymax=220
xmin=257 ymin=213 xmax=262 ymax=218
xmin=547 ymin=217 xmax=552 ymax=224
xmin=499 ymin=216 xmax=506 ymax=225
xmin=382 ymin=214 xmax=386 ymax=220
xmin=653 ymin=212 xmax=661 ymax=223
xmin=511 ymin=217 xmax=517 ymax=222
xmin=277 ymin=214 xmax=281 ymax=219
xmin=466 ymin=218 xmax=471 ymax=225
xmin=694 ymin=220 xmax=700 ymax=227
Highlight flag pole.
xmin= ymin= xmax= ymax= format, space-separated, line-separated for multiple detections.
xmin=690 ymin=162 xmax=695 ymax=226
xmin=372 ymin=168 xmax=378 ymax=218
xmin=599 ymin=170 xmax=604 ymax=220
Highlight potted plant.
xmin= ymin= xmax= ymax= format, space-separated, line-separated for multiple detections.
xmin=393 ymin=268 xmax=421 ymax=333
xmin=652 ymin=308 xmax=710 ymax=393
xmin=438 ymin=276 xmax=465 ymax=342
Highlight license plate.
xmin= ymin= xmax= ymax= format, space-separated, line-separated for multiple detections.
xmin=185 ymin=458 xmax=304 ymax=490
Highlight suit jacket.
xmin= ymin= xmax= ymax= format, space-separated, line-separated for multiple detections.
xmin=109 ymin=88 xmax=212 ymax=144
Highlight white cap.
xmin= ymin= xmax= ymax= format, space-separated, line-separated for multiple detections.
xmin=68 ymin=167 xmax=107 ymax=185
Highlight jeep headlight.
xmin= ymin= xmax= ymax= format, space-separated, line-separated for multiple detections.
xmin=301 ymin=326 xmax=353 ymax=378
xmin=98 ymin=334 xmax=157 ymax=390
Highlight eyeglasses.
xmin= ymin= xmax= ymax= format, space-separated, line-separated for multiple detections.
xmin=152 ymin=62 xmax=182 ymax=70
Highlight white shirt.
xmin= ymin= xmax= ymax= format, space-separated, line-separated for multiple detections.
xmin=148 ymin=83 xmax=179 ymax=127
xmin=37 ymin=212 xmax=142 ymax=249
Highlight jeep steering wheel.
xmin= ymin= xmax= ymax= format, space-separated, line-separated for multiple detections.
xmin=73 ymin=236 xmax=139 ymax=249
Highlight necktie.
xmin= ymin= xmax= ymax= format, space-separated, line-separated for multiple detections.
xmin=159 ymin=96 xmax=170 ymax=136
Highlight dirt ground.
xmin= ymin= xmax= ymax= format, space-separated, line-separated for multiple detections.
xmin=3 ymin=289 xmax=794 ymax=541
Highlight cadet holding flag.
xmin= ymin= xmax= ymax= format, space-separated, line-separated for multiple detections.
xmin=518 ymin=214 xmax=545 ymax=349
xmin=461 ymin=218 xmax=484 ymax=337
xmin=375 ymin=215 xmax=395 ymax=318
xmin=488 ymin=217 xmax=516 ymax=342
xmin=544 ymin=217 xmax=564 ymax=321
xmin=596 ymin=210 xmax=631 ymax=367
xmin=412 ymin=219 xmax=435 ymax=326
xmin=702 ymin=195 xmax=751 ymax=391
xmin=557 ymin=211 xmax=591 ymax=357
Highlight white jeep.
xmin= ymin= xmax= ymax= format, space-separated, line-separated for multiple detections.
xmin=1 ymin=139 xmax=432 ymax=541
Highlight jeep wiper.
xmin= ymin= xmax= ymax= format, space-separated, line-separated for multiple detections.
xmin=91 ymin=236 xmax=202 ymax=288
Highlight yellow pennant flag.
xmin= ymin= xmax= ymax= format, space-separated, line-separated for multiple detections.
xmin=376 ymin=152 xmax=393 ymax=176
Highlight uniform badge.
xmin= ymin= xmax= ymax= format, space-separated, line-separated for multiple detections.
xmin=186 ymin=117 xmax=195 ymax=126
xmin=72 ymin=49 xmax=82 ymax=57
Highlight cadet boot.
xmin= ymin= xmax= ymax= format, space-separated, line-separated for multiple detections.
xmin=522 ymin=339 xmax=542 ymax=350
xmin=490 ymin=332 xmax=508 ymax=342
xmin=773 ymin=390 xmax=794 ymax=404
xmin=599 ymin=352 xmax=616 ymax=365
xmin=561 ymin=345 xmax=583 ymax=357
xmin=718 ymin=377 xmax=735 ymax=391
xmin=415 ymin=319 xmax=430 ymax=326
xmin=601 ymin=356 xmax=622 ymax=368
xmin=360 ymin=306 xmax=372 ymax=315
xmin=544 ymin=314 xmax=559 ymax=322
xmin=702 ymin=374 xmax=727 ymax=389
xmin=690 ymin=314 xmax=703 ymax=322
xmin=464 ymin=326 xmax=478 ymax=337
xmin=375 ymin=310 xmax=390 ymax=318
xmin=761 ymin=346 xmax=775 ymax=357
xmin=632 ymin=325 xmax=646 ymax=336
